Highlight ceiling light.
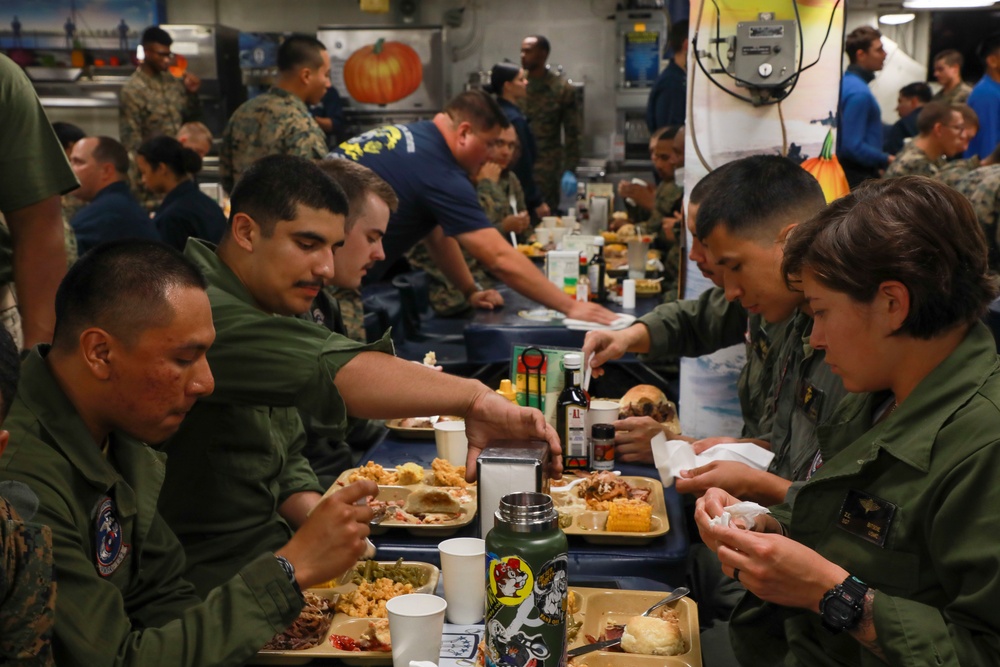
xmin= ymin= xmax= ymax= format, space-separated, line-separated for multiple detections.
xmin=879 ymin=13 xmax=916 ymax=24
xmin=903 ymin=0 xmax=996 ymax=8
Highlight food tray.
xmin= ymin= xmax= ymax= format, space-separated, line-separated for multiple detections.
xmin=567 ymin=587 xmax=701 ymax=667
xmin=551 ymin=476 xmax=669 ymax=545
xmin=330 ymin=466 xmax=477 ymax=536
xmin=252 ymin=561 xmax=440 ymax=666
xmin=634 ymin=282 xmax=662 ymax=297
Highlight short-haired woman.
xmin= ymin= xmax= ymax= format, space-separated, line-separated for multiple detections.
xmin=696 ymin=176 xmax=1000 ymax=665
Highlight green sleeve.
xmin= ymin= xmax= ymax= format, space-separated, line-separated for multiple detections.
xmin=205 ymin=302 xmax=394 ymax=428
xmin=638 ymin=286 xmax=746 ymax=361
xmin=562 ymin=82 xmax=582 ymax=172
xmin=870 ymin=444 xmax=1000 ymax=666
xmin=0 ymin=56 xmax=78 ymax=212
xmin=276 ymin=419 xmax=325 ymax=504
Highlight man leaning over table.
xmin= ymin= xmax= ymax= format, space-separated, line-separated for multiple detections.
xmin=588 ymin=156 xmax=842 ymax=507
xmin=157 ymin=154 xmax=561 ymax=597
xmin=584 ymin=162 xmax=790 ymax=461
xmin=0 ymin=239 xmax=382 ymax=667
xmin=334 ymin=89 xmax=616 ymax=325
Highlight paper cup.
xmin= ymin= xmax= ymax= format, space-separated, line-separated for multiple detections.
xmin=535 ymin=228 xmax=553 ymax=245
xmin=385 ymin=594 xmax=447 ymax=667
xmin=434 ymin=421 xmax=468 ymax=466
xmin=586 ymin=400 xmax=620 ymax=436
xmin=541 ymin=216 xmax=559 ymax=228
xmin=438 ymin=537 xmax=486 ymax=624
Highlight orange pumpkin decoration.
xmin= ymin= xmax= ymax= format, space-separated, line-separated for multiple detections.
xmin=800 ymin=129 xmax=850 ymax=203
xmin=343 ymin=38 xmax=423 ymax=105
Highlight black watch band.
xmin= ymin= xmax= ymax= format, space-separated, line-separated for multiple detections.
xmin=275 ymin=555 xmax=302 ymax=596
xmin=819 ymin=575 xmax=869 ymax=634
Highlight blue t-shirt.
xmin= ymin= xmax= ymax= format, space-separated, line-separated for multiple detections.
xmin=965 ymin=75 xmax=1000 ymax=159
xmin=70 ymin=181 xmax=159 ymax=255
xmin=334 ymin=121 xmax=492 ymax=282
xmin=153 ymin=180 xmax=227 ymax=252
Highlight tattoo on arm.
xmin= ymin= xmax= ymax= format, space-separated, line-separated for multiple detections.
xmin=851 ymin=588 xmax=887 ymax=663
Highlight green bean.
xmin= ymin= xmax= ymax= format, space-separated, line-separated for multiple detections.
xmin=351 ymin=558 xmax=430 ymax=587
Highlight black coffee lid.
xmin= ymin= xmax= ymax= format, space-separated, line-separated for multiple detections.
xmin=591 ymin=423 xmax=615 ymax=438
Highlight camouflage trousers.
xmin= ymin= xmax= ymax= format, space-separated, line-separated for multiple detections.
xmin=0 ymin=497 xmax=56 ymax=666
xmin=534 ymin=164 xmax=562 ymax=212
xmin=406 ymin=242 xmax=494 ymax=316
xmin=0 ymin=284 xmax=23 ymax=351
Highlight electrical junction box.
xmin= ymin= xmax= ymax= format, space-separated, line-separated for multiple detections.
xmin=730 ymin=20 xmax=797 ymax=89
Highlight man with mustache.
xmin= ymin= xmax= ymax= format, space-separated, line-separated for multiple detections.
xmin=157 ymin=155 xmax=561 ymax=596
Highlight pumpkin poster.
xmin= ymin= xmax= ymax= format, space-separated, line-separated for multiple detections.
xmin=677 ymin=0 xmax=846 ymax=439
xmin=343 ymin=38 xmax=423 ymax=105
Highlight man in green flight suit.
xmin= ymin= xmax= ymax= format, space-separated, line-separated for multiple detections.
xmin=520 ymin=35 xmax=582 ymax=211
xmin=0 ymin=239 xmax=382 ymax=667
xmin=159 ymin=155 xmax=561 ymax=597
xmin=220 ymin=35 xmax=330 ymax=194
xmin=584 ymin=161 xmax=788 ymax=458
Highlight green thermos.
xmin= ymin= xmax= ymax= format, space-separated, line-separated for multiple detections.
xmin=484 ymin=492 xmax=569 ymax=667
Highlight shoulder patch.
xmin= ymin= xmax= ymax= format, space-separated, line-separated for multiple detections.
xmin=94 ymin=496 xmax=130 ymax=577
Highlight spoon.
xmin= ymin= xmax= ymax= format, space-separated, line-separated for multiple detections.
xmin=566 ymin=587 xmax=690 ymax=657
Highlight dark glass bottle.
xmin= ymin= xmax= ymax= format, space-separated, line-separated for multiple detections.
xmin=485 ymin=492 xmax=569 ymax=667
xmin=556 ymin=353 xmax=590 ymax=470
xmin=588 ymin=238 xmax=607 ymax=303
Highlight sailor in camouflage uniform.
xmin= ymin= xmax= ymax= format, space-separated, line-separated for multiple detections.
xmin=955 ymin=164 xmax=1000 ymax=269
xmin=119 ymin=27 xmax=200 ymax=153
xmin=520 ymin=36 xmax=582 ymax=210
xmin=932 ymin=50 xmax=973 ymax=106
xmin=220 ymin=35 xmax=330 ymax=193
xmin=0 ymin=323 xmax=55 ymax=667
xmin=885 ymin=102 xmax=964 ymax=179
xmin=0 ymin=495 xmax=56 ymax=667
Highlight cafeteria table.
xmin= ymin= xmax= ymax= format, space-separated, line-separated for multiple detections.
xmin=463 ymin=287 xmax=664 ymax=367
xmin=358 ymin=434 xmax=690 ymax=589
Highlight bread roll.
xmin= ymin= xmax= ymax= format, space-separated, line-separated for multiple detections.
xmin=620 ymin=614 xmax=684 ymax=656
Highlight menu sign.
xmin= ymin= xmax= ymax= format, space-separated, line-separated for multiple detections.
xmin=623 ymin=29 xmax=660 ymax=88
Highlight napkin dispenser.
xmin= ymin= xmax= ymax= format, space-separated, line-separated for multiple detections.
xmin=477 ymin=441 xmax=550 ymax=536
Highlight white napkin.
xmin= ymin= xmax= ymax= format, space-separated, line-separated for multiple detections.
xmin=708 ymin=501 xmax=771 ymax=530
xmin=563 ymin=313 xmax=636 ymax=331
xmin=651 ymin=433 xmax=775 ymax=487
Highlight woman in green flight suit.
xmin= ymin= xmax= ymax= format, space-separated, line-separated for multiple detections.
xmin=695 ymin=175 xmax=1000 ymax=666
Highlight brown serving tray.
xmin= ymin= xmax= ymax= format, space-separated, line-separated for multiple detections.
xmin=252 ymin=561 xmax=439 ymax=666
xmin=551 ymin=476 xmax=670 ymax=545
xmin=329 ymin=466 xmax=477 ymax=537
xmin=567 ymin=587 xmax=701 ymax=666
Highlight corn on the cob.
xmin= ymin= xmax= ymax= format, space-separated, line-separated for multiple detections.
xmin=606 ymin=498 xmax=652 ymax=532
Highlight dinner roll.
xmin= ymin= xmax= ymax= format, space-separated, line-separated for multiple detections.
xmin=620 ymin=614 xmax=684 ymax=656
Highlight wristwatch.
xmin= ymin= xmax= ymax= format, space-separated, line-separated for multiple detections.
xmin=819 ymin=574 xmax=869 ymax=634
xmin=275 ymin=555 xmax=302 ymax=596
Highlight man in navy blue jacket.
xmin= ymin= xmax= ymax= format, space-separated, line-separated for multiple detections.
xmin=646 ymin=20 xmax=688 ymax=133
xmin=68 ymin=136 xmax=158 ymax=255
xmin=837 ymin=26 xmax=893 ymax=189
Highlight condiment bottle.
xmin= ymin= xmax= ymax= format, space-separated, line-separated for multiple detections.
xmin=556 ymin=354 xmax=590 ymax=470
xmin=576 ymin=256 xmax=589 ymax=302
xmin=496 ymin=379 xmax=518 ymax=403
xmin=588 ymin=237 xmax=607 ymax=303
xmin=590 ymin=423 xmax=615 ymax=471
xmin=485 ymin=492 xmax=569 ymax=667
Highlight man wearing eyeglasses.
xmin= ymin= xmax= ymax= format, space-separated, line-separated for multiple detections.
xmin=885 ymin=103 xmax=967 ymax=179
xmin=119 ymin=26 xmax=201 ymax=154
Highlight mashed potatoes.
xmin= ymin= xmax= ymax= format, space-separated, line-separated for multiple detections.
xmin=620 ymin=611 xmax=684 ymax=656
